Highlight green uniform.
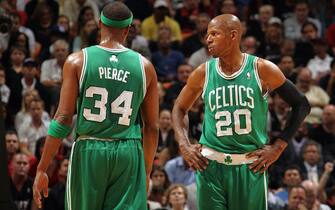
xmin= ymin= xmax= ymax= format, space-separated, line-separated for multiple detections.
xmin=198 ymin=54 xmax=269 ymax=210
xmin=66 ymin=46 xmax=147 ymax=210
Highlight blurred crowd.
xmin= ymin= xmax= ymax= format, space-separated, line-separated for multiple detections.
xmin=1 ymin=0 xmax=335 ymax=210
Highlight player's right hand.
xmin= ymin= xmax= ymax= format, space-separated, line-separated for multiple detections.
xmin=33 ymin=170 xmax=49 ymax=209
xmin=179 ymin=143 xmax=209 ymax=171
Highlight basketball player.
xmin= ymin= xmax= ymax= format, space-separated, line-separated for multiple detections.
xmin=33 ymin=2 xmax=158 ymax=210
xmin=172 ymin=14 xmax=310 ymax=210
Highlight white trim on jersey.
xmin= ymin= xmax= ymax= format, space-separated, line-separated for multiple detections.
xmin=139 ymin=55 xmax=147 ymax=99
xmin=96 ymin=45 xmax=129 ymax=53
xmin=66 ymin=141 xmax=76 ymax=210
xmin=215 ymin=53 xmax=247 ymax=80
xmin=201 ymin=61 xmax=209 ymax=99
xmin=253 ymin=57 xmax=262 ymax=93
xmin=264 ymin=172 xmax=268 ymax=210
xmin=79 ymin=49 xmax=88 ymax=91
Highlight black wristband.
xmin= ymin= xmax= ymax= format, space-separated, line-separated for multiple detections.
xmin=274 ymin=80 xmax=311 ymax=142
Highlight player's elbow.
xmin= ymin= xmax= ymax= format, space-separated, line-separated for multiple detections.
xmin=300 ymin=96 xmax=311 ymax=116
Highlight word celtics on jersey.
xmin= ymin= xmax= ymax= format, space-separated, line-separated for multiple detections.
xmin=200 ymin=54 xmax=268 ymax=154
xmin=76 ymin=46 xmax=146 ymax=139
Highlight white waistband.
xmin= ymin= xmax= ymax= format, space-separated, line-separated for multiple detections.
xmin=201 ymin=146 xmax=257 ymax=165
xmin=77 ymin=136 xmax=120 ymax=141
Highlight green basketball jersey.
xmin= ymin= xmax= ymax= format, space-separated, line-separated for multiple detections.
xmin=76 ymin=46 xmax=146 ymax=139
xmin=200 ymin=54 xmax=268 ymax=153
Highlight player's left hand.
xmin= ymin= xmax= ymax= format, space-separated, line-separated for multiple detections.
xmin=246 ymin=139 xmax=288 ymax=173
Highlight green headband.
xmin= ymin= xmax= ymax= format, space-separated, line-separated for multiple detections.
xmin=100 ymin=11 xmax=133 ymax=28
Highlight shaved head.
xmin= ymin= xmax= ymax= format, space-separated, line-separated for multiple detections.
xmin=206 ymin=14 xmax=242 ymax=57
xmin=210 ymin=14 xmax=242 ymax=39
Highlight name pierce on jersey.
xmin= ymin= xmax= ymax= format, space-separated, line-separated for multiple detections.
xmin=208 ymin=85 xmax=254 ymax=112
xmin=98 ymin=67 xmax=130 ymax=83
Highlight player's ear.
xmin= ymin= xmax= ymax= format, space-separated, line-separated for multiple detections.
xmin=231 ymin=30 xmax=238 ymax=40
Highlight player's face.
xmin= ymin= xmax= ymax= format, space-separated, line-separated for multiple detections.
xmin=206 ymin=23 xmax=230 ymax=57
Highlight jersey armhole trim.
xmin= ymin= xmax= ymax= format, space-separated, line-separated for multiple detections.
xmin=201 ymin=61 xmax=209 ymax=99
xmin=79 ymin=48 xmax=88 ymax=92
xmin=253 ymin=57 xmax=262 ymax=93
xmin=139 ymin=55 xmax=147 ymax=99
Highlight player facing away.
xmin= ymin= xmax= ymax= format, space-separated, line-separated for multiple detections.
xmin=172 ymin=14 xmax=310 ymax=210
xmin=33 ymin=2 xmax=159 ymax=210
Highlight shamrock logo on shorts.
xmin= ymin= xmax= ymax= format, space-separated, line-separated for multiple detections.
xmin=224 ymin=155 xmax=232 ymax=164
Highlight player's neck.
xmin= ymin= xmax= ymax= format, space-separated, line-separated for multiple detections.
xmin=99 ymin=33 xmax=126 ymax=49
xmin=218 ymin=51 xmax=244 ymax=75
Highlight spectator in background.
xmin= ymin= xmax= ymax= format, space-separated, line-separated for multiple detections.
xmin=299 ymin=140 xmax=324 ymax=185
xmin=309 ymin=104 xmax=335 ymax=162
xmin=294 ymin=21 xmax=318 ymax=67
xmin=278 ymin=55 xmax=297 ymax=83
xmin=164 ymin=64 xmax=192 ymax=109
xmin=25 ymin=0 xmax=59 ymax=25
xmin=1 ymin=31 xmax=30 ymax=67
xmin=148 ymin=165 xmax=171 ymax=206
xmin=141 ymin=0 xmax=182 ymax=42
xmin=10 ymin=153 xmax=36 ymax=210
xmin=28 ymin=3 xmax=56 ymax=61
xmin=188 ymin=33 xmax=211 ymax=68
xmin=5 ymin=46 xmax=27 ymax=127
xmin=219 ymin=0 xmax=237 ymax=16
xmin=307 ymin=38 xmax=333 ymax=81
xmin=275 ymin=165 xmax=303 ymax=204
xmin=72 ymin=19 xmax=97 ymax=52
xmin=21 ymin=59 xmax=48 ymax=105
xmin=15 ymin=90 xmax=50 ymax=131
xmin=182 ymin=13 xmax=210 ymax=58
xmin=40 ymin=39 xmax=69 ymax=115
xmin=301 ymin=180 xmax=332 ymax=210
xmin=156 ymin=109 xmax=178 ymax=166
xmin=296 ymin=68 xmax=329 ymax=124
xmin=259 ymin=19 xmax=284 ymax=63
xmin=241 ymin=35 xmax=260 ymax=56
xmin=246 ymin=4 xmax=274 ymax=45
xmin=10 ymin=12 xmax=36 ymax=57
xmin=283 ymin=1 xmax=322 ymax=40
xmin=76 ymin=6 xmax=96 ymax=33
xmin=0 ymin=65 xmax=10 ymax=105
xmin=165 ymin=184 xmax=189 ymax=210
xmin=319 ymin=60 xmax=335 ymax=104
xmin=125 ymin=19 xmax=151 ymax=59
xmin=61 ymin=0 xmax=99 ymax=25
xmin=18 ymin=97 xmax=50 ymax=156
xmin=174 ymin=0 xmax=200 ymax=35
xmin=151 ymin=26 xmax=184 ymax=82
xmin=44 ymin=157 xmax=69 ymax=210
xmin=5 ymin=130 xmax=19 ymax=166
xmin=165 ymin=155 xmax=195 ymax=186
xmin=285 ymin=186 xmax=307 ymax=210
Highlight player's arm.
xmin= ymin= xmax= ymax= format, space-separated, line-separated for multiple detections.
xmin=33 ymin=51 xmax=83 ymax=208
xmin=248 ymin=58 xmax=310 ymax=173
xmin=172 ymin=64 xmax=208 ymax=171
xmin=140 ymin=57 xmax=159 ymax=184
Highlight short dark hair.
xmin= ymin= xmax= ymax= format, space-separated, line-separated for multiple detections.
xmin=282 ymin=165 xmax=302 ymax=178
xmin=301 ymin=21 xmax=317 ymax=33
xmin=102 ymin=2 xmax=132 ymax=21
xmin=5 ymin=129 xmax=18 ymax=137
